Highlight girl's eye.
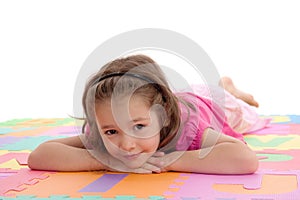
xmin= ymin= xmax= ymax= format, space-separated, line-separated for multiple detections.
xmin=134 ymin=124 xmax=145 ymax=131
xmin=105 ymin=129 xmax=118 ymax=135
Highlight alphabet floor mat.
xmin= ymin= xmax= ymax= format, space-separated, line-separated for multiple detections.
xmin=1 ymin=116 xmax=299 ymax=199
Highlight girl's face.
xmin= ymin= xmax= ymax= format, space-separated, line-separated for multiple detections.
xmin=95 ymin=95 xmax=161 ymax=169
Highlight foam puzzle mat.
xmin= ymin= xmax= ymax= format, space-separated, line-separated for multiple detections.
xmin=0 ymin=115 xmax=300 ymax=200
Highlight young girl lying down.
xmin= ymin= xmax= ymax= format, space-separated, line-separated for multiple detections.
xmin=28 ymin=54 xmax=269 ymax=174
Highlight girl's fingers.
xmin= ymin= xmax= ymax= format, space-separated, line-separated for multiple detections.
xmin=141 ymin=163 xmax=162 ymax=173
xmin=106 ymin=151 xmax=167 ymax=174
xmin=146 ymin=156 xmax=164 ymax=168
xmin=152 ymin=151 xmax=165 ymax=157
xmin=133 ymin=168 xmax=153 ymax=174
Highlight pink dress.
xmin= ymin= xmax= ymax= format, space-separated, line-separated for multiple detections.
xmin=175 ymin=85 xmax=270 ymax=151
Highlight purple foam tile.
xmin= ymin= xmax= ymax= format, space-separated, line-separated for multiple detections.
xmin=163 ymin=191 xmax=175 ymax=196
xmin=169 ymin=184 xmax=180 ymax=189
xmin=0 ymin=127 xmax=34 ymax=135
xmin=40 ymin=126 xmax=81 ymax=136
xmin=0 ymin=137 xmax=24 ymax=147
xmin=79 ymin=173 xmax=128 ymax=192
xmin=0 ymin=172 xmax=17 ymax=180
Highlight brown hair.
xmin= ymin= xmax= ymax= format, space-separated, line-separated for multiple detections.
xmin=82 ymin=54 xmax=181 ymax=150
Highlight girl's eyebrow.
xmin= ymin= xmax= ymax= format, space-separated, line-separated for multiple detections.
xmin=100 ymin=117 xmax=150 ymax=130
xmin=100 ymin=125 xmax=115 ymax=130
xmin=131 ymin=117 xmax=150 ymax=123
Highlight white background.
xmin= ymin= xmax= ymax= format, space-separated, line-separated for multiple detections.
xmin=1 ymin=0 xmax=300 ymax=122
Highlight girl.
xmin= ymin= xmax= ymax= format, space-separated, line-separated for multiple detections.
xmin=28 ymin=55 xmax=269 ymax=174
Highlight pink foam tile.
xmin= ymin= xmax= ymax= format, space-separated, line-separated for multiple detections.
xmin=0 ymin=168 xmax=18 ymax=180
xmin=248 ymin=124 xmax=290 ymax=135
xmin=0 ymin=152 xmax=29 ymax=165
xmin=164 ymin=170 xmax=300 ymax=200
xmin=164 ymin=173 xmax=262 ymax=199
xmin=288 ymin=124 xmax=300 ymax=134
xmin=0 ymin=168 xmax=55 ymax=196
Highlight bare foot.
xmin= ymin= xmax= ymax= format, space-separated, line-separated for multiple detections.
xmin=219 ymin=77 xmax=259 ymax=107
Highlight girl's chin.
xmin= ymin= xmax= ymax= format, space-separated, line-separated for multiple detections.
xmin=122 ymin=159 xmax=146 ymax=169
xmin=120 ymin=153 xmax=154 ymax=168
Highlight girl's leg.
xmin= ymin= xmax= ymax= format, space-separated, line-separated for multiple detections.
xmin=191 ymin=80 xmax=270 ymax=133
xmin=219 ymin=77 xmax=259 ymax=107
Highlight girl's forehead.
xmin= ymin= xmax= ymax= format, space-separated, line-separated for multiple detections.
xmin=95 ymin=96 xmax=154 ymax=127
xmin=97 ymin=94 xmax=150 ymax=107
xmin=96 ymin=95 xmax=151 ymax=115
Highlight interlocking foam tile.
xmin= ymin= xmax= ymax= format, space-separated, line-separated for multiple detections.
xmin=0 ymin=168 xmax=54 ymax=196
xmin=0 ymin=127 xmax=35 ymax=135
xmin=0 ymin=168 xmax=18 ymax=181
xmin=269 ymin=115 xmax=291 ymax=123
xmin=244 ymin=134 xmax=300 ymax=150
xmin=2 ymin=127 xmax=54 ymax=137
xmin=79 ymin=174 xmax=128 ymax=192
xmin=0 ymin=195 xmax=166 ymax=200
xmin=164 ymin=170 xmax=300 ymax=200
xmin=0 ymin=136 xmax=67 ymax=151
xmin=39 ymin=126 xmax=81 ymax=136
xmin=257 ymin=149 xmax=300 ymax=171
xmin=0 ymin=150 xmax=9 ymax=156
xmin=0 ymin=119 xmax=32 ymax=127
xmin=0 ymin=137 xmax=24 ymax=147
xmin=0 ymin=158 xmax=27 ymax=170
xmin=289 ymin=115 xmax=300 ymax=124
xmin=0 ymin=118 xmax=77 ymax=127
xmin=0 ymin=116 xmax=300 ymax=199
xmin=247 ymin=124 xmax=290 ymax=135
xmin=0 ymin=152 xmax=29 ymax=165
xmin=8 ymin=171 xmax=180 ymax=198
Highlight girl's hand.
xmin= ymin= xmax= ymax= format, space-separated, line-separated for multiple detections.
xmin=140 ymin=151 xmax=165 ymax=173
xmin=105 ymin=152 xmax=165 ymax=174
xmin=154 ymin=151 xmax=184 ymax=172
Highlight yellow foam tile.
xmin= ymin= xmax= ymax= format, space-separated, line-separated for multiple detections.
xmin=6 ymin=127 xmax=54 ymax=137
xmin=277 ymin=136 xmax=300 ymax=149
xmin=0 ymin=150 xmax=9 ymax=156
xmin=246 ymin=135 xmax=300 ymax=151
xmin=270 ymin=116 xmax=291 ymax=123
xmin=244 ymin=134 xmax=296 ymax=143
xmin=0 ymin=159 xmax=28 ymax=170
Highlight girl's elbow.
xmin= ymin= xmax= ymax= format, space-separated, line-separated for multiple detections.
xmin=27 ymin=151 xmax=39 ymax=170
xmin=238 ymin=152 xmax=259 ymax=174
xmin=27 ymin=144 xmax=48 ymax=170
xmin=248 ymin=155 xmax=259 ymax=173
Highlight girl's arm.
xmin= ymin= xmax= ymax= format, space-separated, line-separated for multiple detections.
xmin=28 ymin=136 xmax=162 ymax=173
xmin=164 ymin=128 xmax=258 ymax=174
xmin=28 ymin=135 xmax=107 ymax=171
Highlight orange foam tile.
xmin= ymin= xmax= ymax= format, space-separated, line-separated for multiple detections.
xmin=4 ymin=127 xmax=54 ymax=137
xmin=6 ymin=171 xmax=103 ymax=197
xmin=8 ymin=171 xmax=181 ymax=198
xmin=99 ymin=172 xmax=181 ymax=198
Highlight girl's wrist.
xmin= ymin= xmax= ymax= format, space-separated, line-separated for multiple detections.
xmin=162 ymin=151 xmax=185 ymax=172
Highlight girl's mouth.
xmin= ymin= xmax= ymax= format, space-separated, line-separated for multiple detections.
xmin=123 ymin=153 xmax=141 ymax=160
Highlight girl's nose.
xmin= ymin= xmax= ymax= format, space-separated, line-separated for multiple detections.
xmin=119 ymin=134 xmax=136 ymax=152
